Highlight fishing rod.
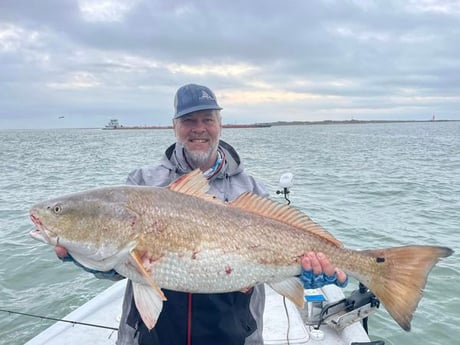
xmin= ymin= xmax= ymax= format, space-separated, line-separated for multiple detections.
xmin=0 ymin=308 xmax=118 ymax=331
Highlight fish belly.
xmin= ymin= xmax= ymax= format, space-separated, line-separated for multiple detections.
xmin=121 ymin=249 xmax=300 ymax=293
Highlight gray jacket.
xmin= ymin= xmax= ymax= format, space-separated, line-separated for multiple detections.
xmin=117 ymin=140 xmax=269 ymax=345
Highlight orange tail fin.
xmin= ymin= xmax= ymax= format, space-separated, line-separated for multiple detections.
xmin=360 ymin=245 xmax=453 ymax=331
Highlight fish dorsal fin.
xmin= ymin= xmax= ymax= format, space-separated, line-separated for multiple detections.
xmin=167 ymin=169 xmax=221 ymax=204
xmin=230 ymin=192 xmax=343 ymax=248
xmin=167 ymin=169 xmax=209 ymax=195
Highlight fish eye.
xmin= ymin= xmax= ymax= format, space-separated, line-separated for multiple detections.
xmin=52 ymin=204 xmax=63 ymax=214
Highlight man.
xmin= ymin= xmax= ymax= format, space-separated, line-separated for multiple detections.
xmin=56 ymin=83 xmax=347 ymax=345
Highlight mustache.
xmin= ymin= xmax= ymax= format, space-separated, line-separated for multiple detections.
xmin=188 ymin=136 xmax=210 ymax=140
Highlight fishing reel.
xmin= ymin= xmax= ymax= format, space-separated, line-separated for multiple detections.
xmin=302 ymin=283 xmax=381 ymax=336
xmin=276 ymin=172 xmax=293 ymax=205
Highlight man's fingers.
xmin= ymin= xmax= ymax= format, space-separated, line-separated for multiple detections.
xmin=308 ymin=252 xmax=322 ymax=275
xmin=55 ymin=245 xmax=68 ymax=259
xmin=302 ymin=252 xmax=347 ymax=284
xmin=301 ymin=255 xmax=312 ymax=271
xmin=300 ymin=252 xmax=349 ymax=289
xmin=303 ymin=252 xmax=334 ymax=276
xmin=317 ymin=252 xmax=335 ymax=276
xmin=335 ymin=269 xmax=347 ymax=284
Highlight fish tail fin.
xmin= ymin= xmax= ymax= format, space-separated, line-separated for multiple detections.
xmin=360 ymin=245 xmax=453 ymax=331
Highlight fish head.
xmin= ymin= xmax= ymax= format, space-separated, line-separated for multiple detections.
xmin=29 ymin=187 xmax=140 ymax=270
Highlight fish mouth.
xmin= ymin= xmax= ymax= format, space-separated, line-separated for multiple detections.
xmin=29 ymin=227 xmax=49 ymax=243
xmin=29 ymin=212 xmax=55 ymax=244
xmin=30 ymin=213 xmax=42 ymax=227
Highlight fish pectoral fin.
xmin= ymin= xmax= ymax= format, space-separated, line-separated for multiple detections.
xmin=132 ymin=282 xmax=164 ymax=331
xmin=69 ymin=252 xmax=108 ymax=272
xmin=130 ymin=250 xmax=167 ymax=301
xmin=269 ymin=277 xmax=305 ymax=307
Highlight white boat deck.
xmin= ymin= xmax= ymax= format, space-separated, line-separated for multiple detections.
xmin=25 ymin=281 xmax=371 ymax=345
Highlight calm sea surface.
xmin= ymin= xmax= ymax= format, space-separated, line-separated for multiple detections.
xmin=0 ymin=122 xmax=459 ymax=345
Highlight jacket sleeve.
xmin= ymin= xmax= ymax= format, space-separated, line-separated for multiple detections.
xmin=126 ymin=165 xmax=175 ymax=187
xmin=248 ymin=175 xmax=270 ymax=198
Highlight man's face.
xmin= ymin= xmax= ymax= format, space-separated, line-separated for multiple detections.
xmin=173 ymin=110 xmax=222 ymax=169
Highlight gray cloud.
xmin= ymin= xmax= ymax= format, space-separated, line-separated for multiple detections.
xmin=1 ymin=0 xmax=459 ymax=129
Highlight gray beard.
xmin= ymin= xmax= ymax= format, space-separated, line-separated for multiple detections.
xmin=184 ymin=146 xmax=217 ymax=168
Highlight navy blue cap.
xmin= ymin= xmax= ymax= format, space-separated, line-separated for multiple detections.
xmin=174 ymin=84 xmax=223 ymax=119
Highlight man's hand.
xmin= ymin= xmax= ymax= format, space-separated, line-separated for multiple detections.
xmin=300 ymin=252 xmax=348 ymax=289
xmin=55 ymin=245 xmax=69 ymax=260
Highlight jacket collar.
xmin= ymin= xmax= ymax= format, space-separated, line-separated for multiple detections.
xmin=162 ymin=140 xmax=244 ymax=179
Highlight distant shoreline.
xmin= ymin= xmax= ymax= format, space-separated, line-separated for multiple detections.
xmin=266 ymin=119 xmax=459 ymax=126
xmin=102 ymin=123 xmax=272 ymax=130
xmin=102 ymin=119 xmax=460 ymax=130
xmin=3 ymin=119 xmax=459 ymax=131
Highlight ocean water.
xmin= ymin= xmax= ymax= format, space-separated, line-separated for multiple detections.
xmin=0 ymin=122 xmax=458 ymax=345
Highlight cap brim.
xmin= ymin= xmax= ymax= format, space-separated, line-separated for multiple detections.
xmin=174 ymin=105 xmax=223 ymax=119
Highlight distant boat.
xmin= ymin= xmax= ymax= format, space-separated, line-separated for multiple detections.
xmin=58 ymin=116 xmax=65 ymax=119
xmin=102 ymin=119 xmax=172 ymax=130
xmin=103 ymin=119 xmax=121 ymax=129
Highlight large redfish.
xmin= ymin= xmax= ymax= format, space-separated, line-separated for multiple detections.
xmin=29 ymin=170 xmax=453 ymax=331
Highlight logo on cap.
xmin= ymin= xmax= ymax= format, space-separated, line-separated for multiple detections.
xmin=199 ymin=90 xmax=215 ymax=101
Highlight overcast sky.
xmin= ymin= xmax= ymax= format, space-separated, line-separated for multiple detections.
xmin=1 ymin=0 xmax=459 ymax=129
